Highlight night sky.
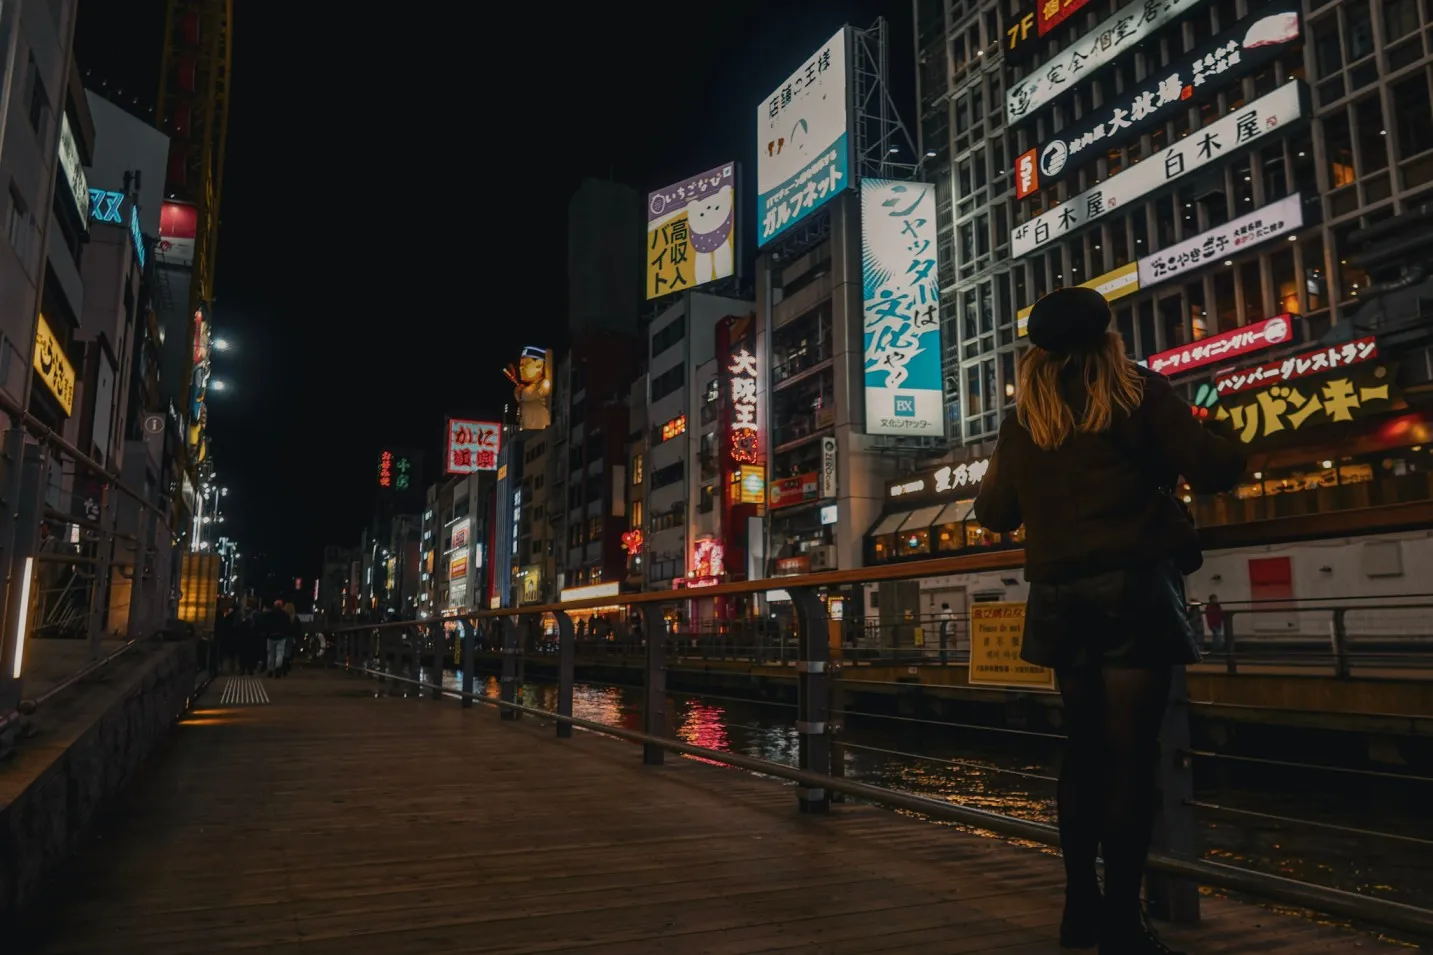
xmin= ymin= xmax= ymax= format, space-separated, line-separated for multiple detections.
xmin=75 ymin=1 xmax=914 ymax=586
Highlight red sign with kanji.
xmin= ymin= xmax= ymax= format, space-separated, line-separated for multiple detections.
xmin=1037 ymin=0 xmax=1092 ymax=35
xmin=446 ymin=418 xmax=501 ymax=474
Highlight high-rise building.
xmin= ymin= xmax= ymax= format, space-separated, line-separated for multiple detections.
xmin=879 ymin=0 xmax=1433 ymax=606
xmin=568 ymin=178 xmax=643 ymax=335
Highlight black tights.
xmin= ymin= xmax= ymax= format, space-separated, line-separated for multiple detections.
xmin=1056 ymin=665 xmax=1172 ymax=929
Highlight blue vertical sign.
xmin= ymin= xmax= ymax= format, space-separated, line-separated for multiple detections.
xmin=862 ymin=180 xmax=944 ymax=437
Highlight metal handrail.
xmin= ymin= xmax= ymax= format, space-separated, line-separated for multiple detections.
xmin=336 ymin=659 xmax=1433 ymax=938
xmin=30 ymin=637 xmax=144 ymax=708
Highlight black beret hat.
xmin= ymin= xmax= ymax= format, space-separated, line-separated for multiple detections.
xmin=1026 ymin=287 xmax=1111 ymax=355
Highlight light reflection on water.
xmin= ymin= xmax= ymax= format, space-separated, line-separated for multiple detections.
xmin=435 ymin=670 xmax=1433 ymax=911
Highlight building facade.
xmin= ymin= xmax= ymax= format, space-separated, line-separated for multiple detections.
xmin=879 ymin=0 xmax=1433 ymax=609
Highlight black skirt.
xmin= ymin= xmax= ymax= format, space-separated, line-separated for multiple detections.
xmin=1021 ymin=559 xmax=1201 ymax=670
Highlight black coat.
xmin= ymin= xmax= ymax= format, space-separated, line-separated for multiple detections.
xmin=974 ymin=366 xmax=1246 ymax=584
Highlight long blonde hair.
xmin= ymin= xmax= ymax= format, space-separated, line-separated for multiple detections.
xmin=1016 ymin=331 xmax=1144 ymax=451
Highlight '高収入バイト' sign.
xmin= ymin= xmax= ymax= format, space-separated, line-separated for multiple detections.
xmin=1146 ymin=314 xmax=1293 ymax=377
xmin=1012 ymin=82 xmax=1304 ymax=258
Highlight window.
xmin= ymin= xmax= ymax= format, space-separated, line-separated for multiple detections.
xmin=26 ymin=57 xmax=47 ymax=135
xmin=1393 ymin=74 xmax=1433 ymax=158
xmin=7 ymin=184 xmax=31 ymax=261
xmin=650 ymin=316 xmax=686 ymax=358
xmin=631 ymin=454 xmax=643 ymax=484
xmin=1326 ymin=110 xmax=1355 ymax=187
xmin=630 ymin=500 xmax=643 ymax=530
xmin=651 ymin=362 xmax=685 ymax=402
xmin=1354 ymin=97 xmax=1388 ymax=175
xmin=651 ymin=461 xmax=683 ymax=489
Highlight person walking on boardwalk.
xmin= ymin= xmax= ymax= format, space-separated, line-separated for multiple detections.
xmin=261 ymin=599 xmax=290 ymax=678
xmin=974 ymin=287 xmax=1246 ymax=955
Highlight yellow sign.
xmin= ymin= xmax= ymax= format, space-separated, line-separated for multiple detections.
xmin=1017 ymin=262 xmax=1140 ymax=338
xmin=33 ymin=314 xmax=76 ymax=416
xmin=1216 ymin=366 xmax=1395 ymax=444
xmin=969 ymin=602 xmax=1054 ymax=689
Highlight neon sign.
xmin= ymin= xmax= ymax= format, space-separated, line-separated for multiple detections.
xmin=129 ymin=205 xmax=146 ymax=268
xmin=621 ymin=529 xmax=643 ymax=555
xmin=378 ymin=450 xmax=394 ymax=488
xmin=728 ymin=348 xmax=759 ymax=464
xmin=88 ymin=189 xmax=125 ymax=223
xmin=661 ymin=414 xmax=687 ymax=442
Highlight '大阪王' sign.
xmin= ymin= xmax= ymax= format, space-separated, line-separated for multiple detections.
xmin=1214 ymin=338 xmax=1378 ymax=396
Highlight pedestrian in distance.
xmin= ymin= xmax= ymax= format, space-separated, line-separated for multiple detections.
xmin=974 ymin=286 xmax=1246 ymax=955
xmin=261 ymin=599 xmax=289 ymax=678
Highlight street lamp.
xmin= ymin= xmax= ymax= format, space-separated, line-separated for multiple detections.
xmin=211 ymin=379 xmax=227 ymax=392
xmin=214 ymin=337 xmax=231 ymax=351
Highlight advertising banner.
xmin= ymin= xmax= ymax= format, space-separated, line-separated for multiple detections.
xmin=33 ymin=313 xmax=76 ymax=416
xmin=1214 ymin=338 xmax=1379 ymax=397
xmin=1016 ymin=262 xmax=1139 ymax=337
xmin=1006 ymin=0 xmax=1206 ymax=126
xmin=757 ymin=27 xmax=851 ymax=247
xmin=1040 ymin=0 xmax=1096 ymax=34
xmin=1146 ymin=313 xmax=1294 ymax=377
xmin=647 ymin=163 xmax=737 ymax=299
xmin=862 ymin=179 xmax=944 ymax=437
xmin=1138 ymin=194 xmax=1306 ymax=288
xmin=820 ymin=436 xmax=837 ymax=498
xmin=769 ymin=473 xmax=819 ymax=509
xmin=57 ymin=113 xmax=90 ymax=224
xmin=1026 ymin=1 xmax=1302 ymax=190
xmin=446 ymin=419 xmax=501 ymax=473
xmin=886 ymin=457 xmax=991 ymax=504
xmin=1012 ymin=82 xmax=1304 ymax=258
xmin=1216 ymin=364 xmax=1396 ymax=443
xmin=157 ymin=201 xmax=197 ymax=268
xmin=969 ymin=603 xmax=1054 ymax=689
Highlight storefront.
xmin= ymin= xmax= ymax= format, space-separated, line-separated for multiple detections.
xmin=865 ymin=456 xmax=1023 ymax=564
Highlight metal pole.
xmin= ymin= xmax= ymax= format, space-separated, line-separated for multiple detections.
xmin=1147 ymin=665 xmax=1201 ymax=923
xmin=640 ymin=606 xmax=667 ymax=765
xmin=0 ymin=444 xmax=51 ymax=711
xmin=555 ymin=610 xmax=574 ymax=739
xmin=459 ymin=619 xmax=475 ymax=709
xmin=791 ymin=586 xmax=831 ymax=814
xmin=86 ymin=481 xmax=116 ymax=659
xmin=499 ymin=615 xmax=519 ymax=720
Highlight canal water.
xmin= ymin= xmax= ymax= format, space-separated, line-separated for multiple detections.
xmin=437 ymin=671 xmax=1433 ymax=913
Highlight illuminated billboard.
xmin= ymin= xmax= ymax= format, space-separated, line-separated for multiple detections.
xmin=1145 ymin=314 xmax=1293 ymax=377
xmin=647 ymin=163 xmax=736 ymax=299
xmin=862 ymin=180 xmax=943 ymax=437
xmin=757 ymin=27 xmax=851 ymax=247
xmin=57 ymin=114 xmax=89 ymax=224
xmin=1006 ymin=0 xmax=1206 ymax=125
xmin=1012 ymin=82 xmax=1304 ymax=258
xmin=1025 ymin=2 xmax=1302 ymax=192
xmin=446 ymin=419 xmax=501 ymax=473
xmin=503 ymin=347 xmax=552 ymax=431
xmin=33 ymin=314 xmax=76 ymax=416
xmin=157 ymin=201 xmax=197 ymax=267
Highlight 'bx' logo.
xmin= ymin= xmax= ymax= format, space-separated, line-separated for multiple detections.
xmin=894 ymin=395 xmax=916 ymax=416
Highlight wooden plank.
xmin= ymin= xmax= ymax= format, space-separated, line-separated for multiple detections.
xmin=20 ymin=670 xmax=1413 ymax=955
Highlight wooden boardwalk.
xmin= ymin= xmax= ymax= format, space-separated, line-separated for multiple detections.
xmin=19 ymin=670 xmax=1410 ymax=955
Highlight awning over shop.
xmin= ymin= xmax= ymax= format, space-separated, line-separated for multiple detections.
xmin=868 ymin=510 xmax=912 ymax=537
xmin=897 ymin=504 xmax=947 ymax=532
xmin=934 ymin=499 xmax=976 ymax=525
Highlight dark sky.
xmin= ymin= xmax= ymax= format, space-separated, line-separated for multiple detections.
xmin=76 ymin=1 xmax=914 ymax=584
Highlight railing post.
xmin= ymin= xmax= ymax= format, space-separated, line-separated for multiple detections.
xmin=499 ymin=616 xmax=520 ymax=721
xmin=1330 ymin=608 xmax=1350 ymax=678
xmin=790 ymin=586 xmax=831 ymax=814
xmin=639 ymin=607 xmax=667 ymax=766
xmin=1147 ymin=665 xmax=1201 ymax=924
xmin=428 ymin=623 xmax=442 ymax=700
xmin=555 ymin=611 xmax=574 ymax=738
xmin=1223 ymin=611 xmax=1238 ymax=675
xmin=829 ymin=660 xmax=846 ymax=803
xmin=460 ymin=618 xmax=475 ymax=708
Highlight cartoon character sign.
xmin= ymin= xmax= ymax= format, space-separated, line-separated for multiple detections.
xmin=503 ymin=346 xmax=552 ymax=431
